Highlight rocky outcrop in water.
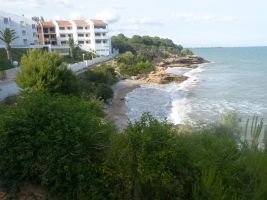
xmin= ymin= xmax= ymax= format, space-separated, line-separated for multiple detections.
xmin=132 ymin=55 xmax=207 ymax=84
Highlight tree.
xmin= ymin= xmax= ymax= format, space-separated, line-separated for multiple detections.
xmin=0 ymin=28 xmax=19 ymax=64
xmin=68 ymin=37 xmax=75 ymax=58
xmin=16 ymin=49 xmax=79 ymax=95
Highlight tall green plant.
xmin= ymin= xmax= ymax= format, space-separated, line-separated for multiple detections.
xmin=0 ymin=28 xmax=19 ymax=64
xmin=16 ymin=49 xmax=79 ymax=95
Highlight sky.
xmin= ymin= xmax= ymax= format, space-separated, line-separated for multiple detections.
xmin=1 ymin=0 xmax=267 ymax=47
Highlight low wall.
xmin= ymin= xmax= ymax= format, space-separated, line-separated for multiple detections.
xmin=67 ymin=50 xmax=119 ymax=72
xmin=0 ymin=67 xmax=20 ymax=81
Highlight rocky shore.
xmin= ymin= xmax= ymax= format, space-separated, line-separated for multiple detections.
xmin=133 ymin=55 xmax=208 ymax=84
xmin=106 ymin=55 xmax=208 ymax=130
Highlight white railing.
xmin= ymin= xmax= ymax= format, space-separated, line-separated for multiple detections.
xmin=67 ymin=50 xmax=119 ymax=72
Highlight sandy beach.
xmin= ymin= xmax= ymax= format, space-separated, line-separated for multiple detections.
xmin=104 ymin=79 xmax=145 ymax=131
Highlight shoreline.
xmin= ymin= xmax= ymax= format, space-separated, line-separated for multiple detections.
xmin=104 ymin=55 xmax=208 ymax=130
xmin=104 ymin=79 xmax=145 ymax=131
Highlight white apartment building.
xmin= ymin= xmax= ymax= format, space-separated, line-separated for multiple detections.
xmin=0 ymin=10 xmax=38 ymax=47
xmin=51 ymin=19 xmax=111 ymax=56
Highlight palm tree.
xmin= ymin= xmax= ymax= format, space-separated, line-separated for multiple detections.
xmin=67 ymin=37 xmax=75 ymax=58
xmin=0 ymin=28 xmax=19 ymax=64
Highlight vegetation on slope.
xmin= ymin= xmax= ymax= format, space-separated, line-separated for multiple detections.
xmin=112 ymin=34 xmax=194 ymax=76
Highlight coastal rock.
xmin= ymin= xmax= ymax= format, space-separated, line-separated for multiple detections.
xmin=144 ymin=67 xmax=188 ymax=84
xmin=158 ymin=55 xmax=208 ymax=68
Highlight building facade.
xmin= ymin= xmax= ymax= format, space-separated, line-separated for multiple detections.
xmin=38 ymin=19 xmax=111 ymax=56
xmin=0 ymin=11 xmax=38 ymax=47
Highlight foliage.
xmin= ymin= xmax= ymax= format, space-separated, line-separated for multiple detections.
xmin=181 ymin=48 xmax=194 ymax=56
xmin=112 ymin=34 xmax=184 ymax=59
xmin=106 ymin=114 xmax=196 ymax=199
xmin=0 ymin=92 xmax=115 ymax=199
xmin=116 ymin=51 xmax=154 ymax=76
xmin=111 ymin=34 xmax=136 ymax=54
xmin=78 ymin=64 xmax=117 ymax=102
xmin=16 ymin=49 xmax=79 ymax=95
xmin=0 ymin=28 xmax=19 ymax=63
xmin=62 ymin=47 xmax=98 ymax=64
xmin=80 ymin=64 xmax=118 ymax=85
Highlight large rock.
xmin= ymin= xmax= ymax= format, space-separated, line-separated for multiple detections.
xmin=158 ymin=55 xmax=208 ymax=68
xmin=145 ymin=68 xmax=188 ymax=84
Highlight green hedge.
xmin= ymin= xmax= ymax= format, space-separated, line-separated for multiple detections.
xmin=0 ymin=48 xmax=28 ymax=70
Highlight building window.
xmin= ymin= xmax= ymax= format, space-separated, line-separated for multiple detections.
xmin=102 ymin=33 xmax=106 ymax=36
xmin=20 ymin=21 xmax=26 ymax=28
xmin=4 ymin=18 xmax=9 ymax=24
xmin=86 ymin=40 xmax=91 ymax=44
xmin=95 ymin=39 xmax=101 ymax=44
xmin=44 ymin=35 xmax=49 ymax=38
xmin=68 ymin=34 xmax=73 ymax=38
xmin=85 ymin=34 xmax=90 ymax=37
xmin=77 ymin=26 xmax=83 ymax=30
xmin=85 ymin=26 xmax=90 ymax=29
xmin=59 ymin=27 xmax=65 ymax=30
xmin=78 ymin=34 xmax=84 ymax=37
xmin=50 ymin=27 xmax=55 ymax=32
xmin=94 ymin=25 xmax=106 ymax=29
xmin=67 ymin=26 xmax=72 ymax=30
xmin=32 ymin=24 xmax=36 ymax=29
xmin=33 ymin=32 xmax=37 ymax=37
xmin=103 ymin=39 xmax=108 ymax=43
xmin=95 ymin=33 xmax=101 ymax=36
xmin=78 ymin=41 xmax=84 ymax=44
xmin=23 ymin=39 xmax=27 ymax=45
xmin=60 ymin=34 xmax=66 ymax=37
xmin=61 ymin=41 xmax=67 ymax=45
xmin=22 ymin=30 xmax=26 ymax=36
xmin=44 ymin=28 xmax=49 ymax=33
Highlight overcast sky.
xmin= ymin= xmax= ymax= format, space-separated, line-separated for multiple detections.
xmin=1 ymin=0 xmax=267 ymax=47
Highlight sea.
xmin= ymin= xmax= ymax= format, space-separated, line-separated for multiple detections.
xmin=125 ymin=47 xmax=267 ymax=127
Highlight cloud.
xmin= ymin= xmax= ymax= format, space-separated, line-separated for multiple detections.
xmin=0 ymin=0 xmax=73 ymax=8
xmin=129 ymin=18 xmax=164 ymax=26
xmin=113 ymin=4 xmax=126 ymax=10
xmin=0 ymin=0 xmax=45 ymax=7
xmin=70 ymin=11 xmax=85 ymax=19
xmin=95 ymin=9 xmax=120 ymax=24
xmin=170 ymin=13 xmax=238 ymax=23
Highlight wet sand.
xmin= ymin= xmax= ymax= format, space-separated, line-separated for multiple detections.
xmin=104 ymin=79 xmax=144 ymax=131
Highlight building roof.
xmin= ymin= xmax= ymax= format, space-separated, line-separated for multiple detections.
xmin=73 ymin=20 xmax=88 ymax=26
xmin=56 ymin=20 xmax=72 ymax=26
xmin=41 ymin=21 xmax=55 ymax=27
xmin=91 ymin=19 xmax=107 ymax=25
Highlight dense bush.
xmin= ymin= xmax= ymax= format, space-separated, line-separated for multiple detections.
xmin=78 ymin=64 xmax=117 ymax=101
xmin=0 ymin=48 xmax=28 ymax=70
xmin=81 ymin=64 xmax=118 ymax=85
xmin=112 ymin=34 xmax=184 ymax=58
xmin=116 ymin=52 xmax=154 ymax=76
xmin=0 ymin=92 xmax=115 ymax=198
xmin=181 ymin=48 xmax=194 ymax=56
xmin=16 ymin=49 xmax=79 ymax=95
xmin=111 ymin=34 xmax=136 ymax=54
xmin=106 ymin=114 xmax=197 ymax=199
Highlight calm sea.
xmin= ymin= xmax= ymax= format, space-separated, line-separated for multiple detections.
xmin=125 ymin=47 xmax=267 ymax=126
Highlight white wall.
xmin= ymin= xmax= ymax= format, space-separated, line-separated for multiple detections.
xmin=0 ymin=10 xmax=38 ymax=47
xmin=67 ymin=50 xmax=119 ymax=72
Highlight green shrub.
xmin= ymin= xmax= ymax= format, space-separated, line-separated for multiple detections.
xmin=181 ymin=48 xmax=194 ymax=56
xmin=116 ymin=52 xmax=154 ymax=76
xmin=0 ymin=92 xmax=115 ymax=198
xmin=16 ymin=49 xmax=79 ymax=95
